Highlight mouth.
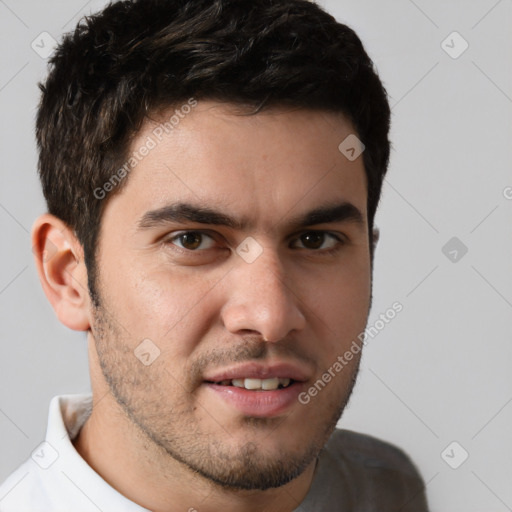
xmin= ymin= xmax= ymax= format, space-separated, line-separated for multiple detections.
xmin=202 ymin=377 xmax=307 ymax=417
xmin=201 ymin=362 xmax=311 ymax=417
xmin=204 ymin=377 xmax=295 ymax=391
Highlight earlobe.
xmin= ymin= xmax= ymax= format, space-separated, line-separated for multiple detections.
xmin=31 ymin=214 xmax=91 ymax=331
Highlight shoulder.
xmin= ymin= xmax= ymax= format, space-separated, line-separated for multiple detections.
xmin=319 ymin=428 xmax=429 ymax=510
xmin=0 ymin=459 xmax=50 ymax=512
xmin=326 ymin=428 xmax=421 ymax=475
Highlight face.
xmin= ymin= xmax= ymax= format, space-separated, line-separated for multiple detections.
xmin=90 ymin=102 xmax=372 ymax=490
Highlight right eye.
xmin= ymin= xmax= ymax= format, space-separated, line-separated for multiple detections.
xmin=165 ymin=231 xmax=217 ymax=251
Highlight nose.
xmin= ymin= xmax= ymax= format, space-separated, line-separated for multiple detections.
xmin=220 ymin=249 xmax=306 ymax=342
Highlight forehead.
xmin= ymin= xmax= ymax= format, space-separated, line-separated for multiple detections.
xmin=102 ymin=101 xmax=368 ymax=233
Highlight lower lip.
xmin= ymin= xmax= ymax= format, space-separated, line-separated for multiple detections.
xmin=204 ymin=382 xmax=305 ymax=417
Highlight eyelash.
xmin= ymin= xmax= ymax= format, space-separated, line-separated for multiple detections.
xmin=164 ymin=230 xmax=346 ymax=256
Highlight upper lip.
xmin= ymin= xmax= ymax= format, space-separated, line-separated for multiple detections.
xmin=203 ymin=362 xmax=311 ymax=383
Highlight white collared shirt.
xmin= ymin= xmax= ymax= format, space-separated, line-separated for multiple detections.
xmin=0 ymin=395 xmax=149 ymax=512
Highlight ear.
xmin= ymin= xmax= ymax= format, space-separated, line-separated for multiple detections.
xmin=31 ymin=214 xmax=91 ymax=331
xmin=372 ymin=227 xmax=380 ymax=252
xmin=369 ymin=227 xmax=380 ymax=269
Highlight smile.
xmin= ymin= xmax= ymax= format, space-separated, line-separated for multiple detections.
xmin=207 ymin=377 xmax=294 ymax=390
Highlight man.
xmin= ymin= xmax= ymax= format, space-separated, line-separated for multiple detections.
xmin=0 ymin=0 xmax=429 ymax=510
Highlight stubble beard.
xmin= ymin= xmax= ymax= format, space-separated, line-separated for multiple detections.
xmin=90 ymin=297 xmax=361 ymax=491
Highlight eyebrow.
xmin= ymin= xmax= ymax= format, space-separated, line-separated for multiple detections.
xmin=137 ymin=201 xmax=364 ymax=232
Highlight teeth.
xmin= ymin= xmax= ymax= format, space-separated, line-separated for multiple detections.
xmin=280 ymin=378 xmax=291 ymax=388
xmin=244 ymin=378 xmax=264 ymax=390
xmin=230 ymin=377 xmax=292 ymax=390
xmin=262 ymin=377 xmax=280 ymax=390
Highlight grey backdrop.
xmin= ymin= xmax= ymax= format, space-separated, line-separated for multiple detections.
xmin=1 ymin=1 xmax=511 ymax=510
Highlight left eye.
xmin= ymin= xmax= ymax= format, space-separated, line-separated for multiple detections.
xmin=168 ymin=232 xmax=216 ymax=251
xmin=291 ymin=232 xmax=342 ymax=250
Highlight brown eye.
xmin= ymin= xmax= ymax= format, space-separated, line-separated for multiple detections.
xmin=300 ymin=232 xmax=325 ymax=249
xmin=291 ymin=231 xmax=343 ymax=251
xmin=169 ymin=231 xmax=216 ymax=251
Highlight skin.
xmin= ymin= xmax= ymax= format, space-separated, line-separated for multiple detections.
xmin=32 ymin=102 xmax=374 ymax=512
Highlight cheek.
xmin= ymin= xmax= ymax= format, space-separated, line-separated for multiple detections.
xmin=299 ymin=260 xmax=371 ymax=343
xmin=102 ymin=260 xmax=222 ymax=355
